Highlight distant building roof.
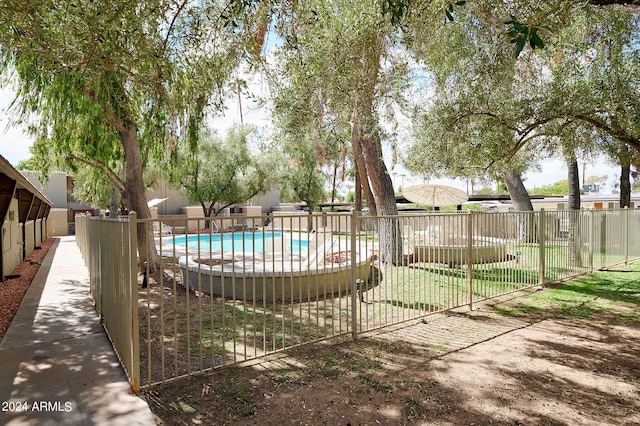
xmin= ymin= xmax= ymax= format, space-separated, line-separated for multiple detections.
xmin=531 ymin=193 xmax=640 ymax=203
xmin=0 ymin=156 xmax=52 ymax=207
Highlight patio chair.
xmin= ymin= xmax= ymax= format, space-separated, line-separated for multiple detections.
xmin=264 ymin=236 xmax=291 ymax=261
xmin=402 ymin=224 xmax=416 ymax=262
xmin=153 ymin=221 xmax=173 ymax=237
xmin=301 ymin=237 xmax=339 ymax=270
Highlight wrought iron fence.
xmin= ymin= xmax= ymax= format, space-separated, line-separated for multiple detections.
xmin=76 ymin=214 xmax=140 ymax=391
xmin=75 ymin=208 xmax=640 ymax=393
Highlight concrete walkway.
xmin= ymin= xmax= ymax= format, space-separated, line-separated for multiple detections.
xmin=0 ymin=236 xmax=155 ymax=426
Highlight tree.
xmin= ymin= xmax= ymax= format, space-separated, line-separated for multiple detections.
xmin=277 ymin=133 xmax=327 ymax=231
xmin=504 ymin=169 xmax=534 ymax=211
xmin=385 ymin=0 xmax=640 ymax=57
xmin=614 ymin=144 xmax=640 ymax=207
xmin=504 ymin=168 xmax=538 ymax=242
xmin=71 ymin=167 xmax=120 ymax=212
xmin=403 ymin=1 xmax=561 ymax=212
xmin=168 ymin=126 xmax=273 ymax=219
xmin=269 ymin=0 xmax=406 ymax=262
xmin=541 ymin=6 xmax=640 ymax=207
xmin=529 ymin=180 xmax=570 ymax=195
xmin=0 ymin=1 xmax=248 ymax=270
xmin=565 ymin=153 xmax=584 ymax=267
xmin=406 ymin=1 xmax=640 ymax=211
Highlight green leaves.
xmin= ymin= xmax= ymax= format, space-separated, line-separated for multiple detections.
xmin=382 ymin=0 xmax=410 ymax=26
xmin=505 ymin=18 xmax=546 ymax=57
xmin=167 ymin=125 xmax=272 ymax=211
xmin=444 ymin=1 xmax=466 ymax=22
xmin=383 ymin=0 xmax=467 ymax=25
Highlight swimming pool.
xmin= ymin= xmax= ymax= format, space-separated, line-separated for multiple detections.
xmin=171 ymin=231 xmax=309 ymax=253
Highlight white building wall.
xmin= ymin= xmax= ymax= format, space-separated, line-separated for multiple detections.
xmin=2 ymin=198 xmax=22 ymax=276
xmin=48 ymin=208 xmax=69 ymax=237
xmin=21 ymin=171 xmax=69 ymax=208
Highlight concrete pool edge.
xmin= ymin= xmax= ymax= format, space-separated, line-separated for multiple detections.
xmin=177 ymin=252 xmax=372 ymax=302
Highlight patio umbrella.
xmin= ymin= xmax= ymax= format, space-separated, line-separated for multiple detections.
xmin=402 ymin=184 xmax=469 ymax=208
xmin=147 ymin=198 xmax=168 ymax=208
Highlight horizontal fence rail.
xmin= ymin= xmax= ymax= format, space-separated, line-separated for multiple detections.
xmin=75 ymin=208 xmax=640 ymax=392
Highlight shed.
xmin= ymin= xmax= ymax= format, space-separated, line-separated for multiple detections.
xmin=0 ymin=155 xmax=52 ymax=281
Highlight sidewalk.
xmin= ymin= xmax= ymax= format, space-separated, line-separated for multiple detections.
xmin=0 ymin=236 xmax=155 ymax=426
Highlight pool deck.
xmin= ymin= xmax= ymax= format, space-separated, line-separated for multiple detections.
xmin=154 ymin=229 xmax=340 ymax=270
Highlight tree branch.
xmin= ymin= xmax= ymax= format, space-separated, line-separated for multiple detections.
xmin=67 ymin=154 xmax=125 ymax=193
xmin=483 ymin=115 xmax=570 ymax=170
xmin=571 ymin=114 xmax=640 ymax=151
xmin=456 ymin=111 xmax=521 ymax=133
xmin=589 ymin=0 xmax=640 ymax=6
xmin=162 ymin=0 xmax=190 ymax=55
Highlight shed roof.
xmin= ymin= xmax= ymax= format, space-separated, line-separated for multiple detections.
xmin=0 ymin=154 xmax=53 ymax=224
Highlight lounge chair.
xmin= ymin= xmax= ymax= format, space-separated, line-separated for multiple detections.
xmin=264 ymin=236 xmax=290 ymax=261
xmin=153 ymin=221 xmax=173 ymax=236
xmin=302 ymin=237 xmax=339 ymax=270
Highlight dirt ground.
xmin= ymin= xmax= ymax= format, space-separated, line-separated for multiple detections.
xmin=144 ymin=275 xmax=640 ymax=426
xmin=3 ymin=243 xmax=638 ymax=424
xmin=0 ymin=239 xmax=54 ymax=343
xmin=3 ymin=240 xmax=638 ymax=424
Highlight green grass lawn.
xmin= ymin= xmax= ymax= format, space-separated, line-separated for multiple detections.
xmin=492 ymin=261 xmax=640 ymax=322
xmin=140 ymin=245 xmax=640 ymax=388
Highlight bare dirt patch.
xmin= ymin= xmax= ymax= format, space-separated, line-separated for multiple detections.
xmin=144 ymin=271 xmax=640 ymax=425
xmin=138 ymin=257 xmax=358 ymax=387
xmin=0 ymin=239 xmax=54 ymax=343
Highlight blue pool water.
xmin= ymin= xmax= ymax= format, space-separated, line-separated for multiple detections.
xmin=171 ymin=231 xmax=309 ymax=253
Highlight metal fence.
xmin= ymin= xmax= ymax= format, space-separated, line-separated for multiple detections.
xmin=75 ymin=208 xmax=640 ymax=393
xmin=76 ymin=214 xmax=140 ymax=390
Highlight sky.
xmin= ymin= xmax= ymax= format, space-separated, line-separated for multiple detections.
xmin=0 ymin=80 xmax=622 ymax=195
xmin=207 ymin=73 xmax=622 ymax=194
xmin=0 ymin=88 xmax=35 ymax=167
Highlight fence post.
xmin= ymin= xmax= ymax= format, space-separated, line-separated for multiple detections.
xmin=589 ymin=209 xmax=594 ymax=272
xmin=538 ymin=209 xmax=546 ymax=288
xmin=97 ymin=216 xmax=103 ymax=317
xmin=467 ymin=211 xmax=473 ymax=310
xmin=128 ymin=212 xmax=141 ymax=394
xmin=351 ymin=209 xmax=358 ymax=341
xmin=625 ymin=207 xmax=629 ymax=265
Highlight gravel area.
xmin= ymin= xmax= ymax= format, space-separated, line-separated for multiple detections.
xmin=0 ymin=238 xmax=54 ymax=343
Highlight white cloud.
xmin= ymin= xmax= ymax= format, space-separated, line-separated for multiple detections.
xmin=208 ymin=62 xmax=274 ymax=136
xmin=0 ymin=88 xmax=33 ymax=166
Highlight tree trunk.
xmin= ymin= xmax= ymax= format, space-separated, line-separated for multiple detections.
xmin=350 ymin=31 xmax=401 ymax=263
xmin=620 ymin=160 xmax=631 ymax=208
xmin=351 ymin=120 xmax=377 ymax=215
xmin=307 ymin=206 xmax=314 ymax=233
xmin=331 ymin=164 xmax=337 ymax=207
xmin=119 ymin=117 xmax=160 ymax=272
xmin=567 ymin=159 xmax=581 ymax=211
xmin=109 ymin=187 xmax=121 ymax=218
xmin=504 ymin=169 xmax=536 ymax=243
xmin=353 ymin=108 xmax=401 ymax=264
xmin=504 ymin=169 xmax=533 ymax=212
xmin=567 ymin=157 xmax=583 ymax=267
xmin=363 ymin=178 xmax=376 ymax=215
xmin=356 ymin=119 xmax=396 ymax=216
xmin=200 ymin=202 xmax=217 ymax=229
xmin=355 ymin=169 xmax=363 ymax=211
